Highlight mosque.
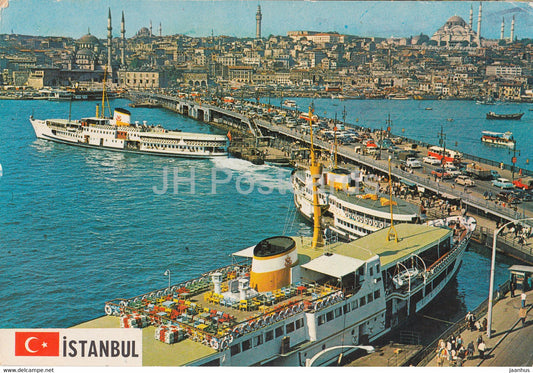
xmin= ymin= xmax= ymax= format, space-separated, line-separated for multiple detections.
xmin=431 ymin=3 xmax=517 ymax=47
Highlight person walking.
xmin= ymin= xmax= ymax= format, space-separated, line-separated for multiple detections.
xmin=521 ymin=291 xmax=527 ymax=308
xmin=466 ymin=341 xmax=475 ymax=360
xmin=478 ymin=340 xmax=486 ymax=359
xmin=510 ymin=281 xmax=516 ymax=298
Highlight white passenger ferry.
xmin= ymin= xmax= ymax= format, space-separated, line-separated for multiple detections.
xmin=100 ymin=215 xmax=475 ymax=366
xmin=29 ymin=108 xmax=229 ymax=158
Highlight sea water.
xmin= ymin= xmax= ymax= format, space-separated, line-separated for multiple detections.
xmin=0 ymin=99 xmax=516 ymax=334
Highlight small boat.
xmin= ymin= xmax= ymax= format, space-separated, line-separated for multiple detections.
xmin=481 ymin=131 xmax=515 ymax=148
xmin=283 ymin=99 xmax=297 ymax=108
xmin=425 ymin=107 xmax=432 ymax=110
xmin=486 ymin=111 xmax=524 ymax=120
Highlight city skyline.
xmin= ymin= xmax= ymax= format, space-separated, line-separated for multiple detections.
xmin=1 ymin=0 xmax=533 ymax=40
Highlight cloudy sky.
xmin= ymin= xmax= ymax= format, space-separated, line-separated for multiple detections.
xmin=1 ymin=0 xmax=532 ymax=40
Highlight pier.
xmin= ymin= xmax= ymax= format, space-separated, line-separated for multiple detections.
xmin=132 ymin=92 xmax=533 ymax=263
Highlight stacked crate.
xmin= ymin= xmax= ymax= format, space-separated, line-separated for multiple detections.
xmin=154 ymin=325 xmax=185 ymax=344
xmin=120 ymin=313 xmax=150 ymax=328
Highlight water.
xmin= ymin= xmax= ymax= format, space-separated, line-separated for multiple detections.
xmin=264 ymin=97 xmax=533 ymax=170
xmin=0 ymin=99 xmax=517 ymax=333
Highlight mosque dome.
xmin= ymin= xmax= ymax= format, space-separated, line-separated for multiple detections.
xmin=78 ymin=33 xmax=99 ymax=45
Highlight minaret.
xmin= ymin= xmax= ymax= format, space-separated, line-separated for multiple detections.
xmin=477 ymin=2 xmax=482 ymax=43
xmin=255 ymin=5 xmax=262 ymax=39
xmin=469 ymin=5 xmax=473 ymax=29
xmin=149 ymin=20 xmax=153 ymax=37
xmin=500 ymin=17 xmax=505 ymax=40
xmin=510 ymin=15 xmax=515 ymax=42
xmin=107 ymin=8 xmax=112 ymax=71
xmin=159 ymin=22 xmax=162 ymax=37
xmin=121 ymin=11 xmax=125 ymax=66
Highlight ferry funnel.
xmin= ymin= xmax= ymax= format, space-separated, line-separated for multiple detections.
xmin=113 ymin=108 xmax=131 ymax=126
xmin=249 ymin=236 xmax=298 ymax=292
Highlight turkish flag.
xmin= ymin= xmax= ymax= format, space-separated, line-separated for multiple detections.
xmin=15 ymin=331 xmax=60 ymax=356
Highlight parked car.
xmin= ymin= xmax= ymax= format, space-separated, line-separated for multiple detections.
xmin=406 ymin=157 xmax=422 ymax=168
xmin=497 ymin=191 xmax=521 ymax=204
xmin=431 ymin=168 xmax=452 ymax=179
xmin=455 ymin=175 xmax=475 ymax=186
xmin=514 ymin=190 xmax=533 ymax=202
xmin=423 ymin=156 xmax=441 ymax=165
xmin=492 ymin=178 xmax=514 ymax=189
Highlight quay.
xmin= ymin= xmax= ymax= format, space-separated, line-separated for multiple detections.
xmin=132 ymin=92 xmax=533 ymax=264
xmin=416 ymin=286 xmax=533 ymax=367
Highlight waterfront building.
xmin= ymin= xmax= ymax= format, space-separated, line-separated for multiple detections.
xmin=486 ymin=63 xmax=522 ymax=78
xmin=117 ymin=70 xmax=167 ymax=89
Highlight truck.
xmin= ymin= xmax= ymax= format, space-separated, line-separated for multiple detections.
xmin=465 ymin=163 xmax=492 ymax=180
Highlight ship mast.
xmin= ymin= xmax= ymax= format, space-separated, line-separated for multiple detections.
xmin=333 ymin=114 xmax=338 ymax=168
xmin=387 ymin=156 xmax=398 ymax=242
xmin=100 ymin=66 xmax=111 ymax=118
xmin=307 ymin=105 xmax=324 ymax=249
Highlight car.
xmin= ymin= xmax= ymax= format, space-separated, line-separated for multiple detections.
xmin=444 ymin=164 xmax=461 ymax=177
xmin=431 ymin=168 xmax=452 ymax=179
xmin=490 ymin=170 xmax=500 ymax=180
xmin=512 ymin=178 xmax=533 ymax=191
xmin=406 ymin=157 xmax=422 ymax=168
xmin=492 ymin=178 xmax=515 ymax=189
xmin=455 ymin=175 xmax=475 ymax=186
xmin=514 ymin=190 xmax=533 ymax=202
xmin=423 ymin=156 xmax=441 ymax=165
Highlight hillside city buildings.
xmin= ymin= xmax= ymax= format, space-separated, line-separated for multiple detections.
xmin=1 ymin=4 xmax=533 ymax=101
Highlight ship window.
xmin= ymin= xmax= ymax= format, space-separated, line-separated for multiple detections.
xmin=318 ymin=315 xmax=325 ymax=325
xmin=343 ymin=304 xmax=351 ymax=313
xmin=275 ymin=326 xmax=284 ymax=338
xmin=374 ymin=290 xmax=380 ymax=299
xmin=230 ymin=344 xmax=240 ymax=356
xmin=369 ymin=267 xmax=373 ymax=276
xmin=351 ymin=300 xmax=358 ymax=309
xmin=295 ymin=319 xmax=304 ymax=329
xmin=242 ymin=339 xmax=252 ymax=351
xmin=254 ymin=334 xmax=263 ymax=346
xmin=326 ymin=311 xmax=334 ymax=322
xmin=265 ymin=330 xmax=274 ymax=342
xmin=286 ymin=322 xmax=295 ymax=333
xmin=376 ymin=264 xmax=380 ymax=272
xmin=335 ymin=307 xmax=342 ymax=317
xmin=360 ymin=297 xmax=366 ymax=306
xmin=367 ymin=293 xmax=373 ymax=303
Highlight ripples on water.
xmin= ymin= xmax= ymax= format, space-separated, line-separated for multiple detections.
xmin=0 ymin=99 xmax=516 ymax=330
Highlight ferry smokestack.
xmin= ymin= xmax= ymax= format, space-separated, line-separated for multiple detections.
xmin=249 ymin=236 xmax=297 ymax=292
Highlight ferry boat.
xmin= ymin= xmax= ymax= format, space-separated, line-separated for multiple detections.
xmin=486 ymin=111 xmax=524 ymax=120
xmin=98 ymin=106 xmax=476 ymax=367
xmin=291 ymin=167 xmax=421 ymax=241
xmin=299 ymin=111 xmax=318 ymax=122
xmin=29 ymin=108 xmax=229 ymax=158
xmin=481 ymin=131 xmax=515 ymax=148
xmin=101 ymin=215 xmax=475 ymax=366
xmin=427 ymin=146 xmax=462 ymax=164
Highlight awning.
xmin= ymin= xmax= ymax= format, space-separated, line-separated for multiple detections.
xmin=232 ymin=245 xmax=255 ymax=258
xmin=301 ymin=254 xmax=365 ymax=278
xmin=439 ymin=193 xmax=460 ymax=200
xmin=400 ymin=179 xmax=416 ymax=187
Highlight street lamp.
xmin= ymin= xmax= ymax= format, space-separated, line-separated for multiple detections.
xmin=487 ymin=217 xmax=533 ymax=338
xmin=164 ymin=269 xmax=171 ymax=291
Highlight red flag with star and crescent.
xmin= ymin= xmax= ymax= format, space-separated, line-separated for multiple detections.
xmin=15 ymin=331 xmax=60 ymax=356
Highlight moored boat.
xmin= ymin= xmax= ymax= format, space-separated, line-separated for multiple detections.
xmin=283 ymin=99 xmax=297 ymax=108
xmin=486 ymin=111 xmax=524 ymax=120
xmin=101 ymin=214 xmax=475 ymax=366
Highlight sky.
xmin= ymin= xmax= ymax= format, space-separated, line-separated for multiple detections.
xmin=0 ymin=0 xmax=532 ymax=40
